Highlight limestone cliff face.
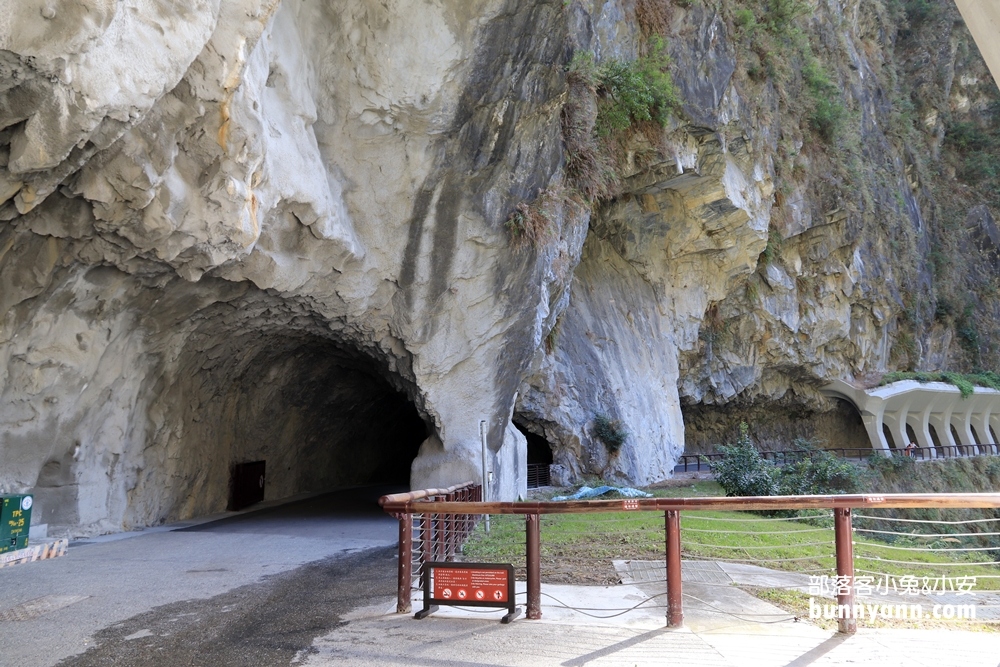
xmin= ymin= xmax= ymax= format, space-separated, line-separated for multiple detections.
xmin=1 ymin=0 xmax=583 ymax=534
xmin=675 ymin=0 xmax=1000 ymax=452
xmin=2 ymin=0 xmax=999 ymax=535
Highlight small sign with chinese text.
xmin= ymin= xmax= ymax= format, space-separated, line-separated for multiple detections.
xmin=418 ymin=562 xmax=519 ymax=623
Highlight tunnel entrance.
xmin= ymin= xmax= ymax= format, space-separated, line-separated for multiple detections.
xmin=514 ymin=421 xmax=553 ymax=488
xmin=225 ymin=338 xmax=427 ymax=495
xmin=149 ymin=318 xmax=430 ymax=526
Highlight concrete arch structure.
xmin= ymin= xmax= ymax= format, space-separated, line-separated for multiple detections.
xmin=955 ymin=2 xmax=1000 ymax=91
xmin=822 ymin=380 xmax=1000 ymax=457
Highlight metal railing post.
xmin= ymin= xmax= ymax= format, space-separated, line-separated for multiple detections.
xmin=433 ymin=495 xmax=443 ymax=561
xmin=445 ymin=491 xmax=455 ymax=559
xmin=666 ymin=510 xmax=683 ymax=628
xmin=459 ymin=488 xmax=468 ymax=542
xmin=526 ymin=513 xmax=541 ymax=619
xmin=834 ymin=507 xmax=856 ymax=634
xmin=421 ymin=512 xmax=432 ymax=573
xmin=397 ymin=513 xmax=413 ymax=613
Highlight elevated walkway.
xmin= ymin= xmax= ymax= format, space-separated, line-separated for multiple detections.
xmin=822 ymin=379 xmax=1000 ymax=456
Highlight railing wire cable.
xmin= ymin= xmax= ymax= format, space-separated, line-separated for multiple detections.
xmin=682 ymin=527 xmax=832 ymax=535
xmin=682 ymin=513 xmax=834 ymax=523
xmin=854 ymin=514 xmax=1000 ymax=525
xmin=682 ymin=540 xmax=833 ymax=550
xmin=854 ymin=527 xmax=1000 ymax=539
xmin=854 ymin=541 xmax=1000 ymax=552
xmin=854 ymin=555 xmax=1000 ymax=567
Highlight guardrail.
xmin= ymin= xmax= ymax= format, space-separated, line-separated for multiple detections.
xmin=380 ymin=491 xmax=1000 ymax=633
xmin=379 ymin=481 xmax=482 ymax=613
xmin=677 ymin=444 xmax=1000 ymax=472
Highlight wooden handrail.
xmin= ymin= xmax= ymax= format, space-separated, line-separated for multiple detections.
xmin=381 ymin=492 xmax=1000 ymax=514
xmin=378 ymin=481 xmax=477 ymax=506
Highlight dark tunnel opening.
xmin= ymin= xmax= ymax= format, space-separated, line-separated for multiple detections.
xmin=228 ymin=338 xmax=428 ymax=495
xmin=513 ymin=420 xmax=553 ymax=488
xmin=158 ymin=326 xmax=431 ymax=523
xmin=882 ymin=424 xmax=897 ymax=450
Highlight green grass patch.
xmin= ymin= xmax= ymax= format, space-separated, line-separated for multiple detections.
xmin=460 ymin=480 xmax=1000 ymax=588
xmin=678 ymin=510 xmax=835 ymax=572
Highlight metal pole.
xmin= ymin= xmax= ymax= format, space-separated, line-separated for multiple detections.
xmin=526 ymin=513 xmax=541 ymax=619
xmin=422 ymin=512 xmax=432 ymax=571
xmin=666 ymin=510 xmax=683 ymax=628
xmin=397 ymin=513 xmax=413 ymax=613
xmin=445 ymin=492 xmax=455 ymax=559
xmin=481 ymin=420 xmax=491 ymax=533
xmin=834 ymin=507 xmax=856 ymax=634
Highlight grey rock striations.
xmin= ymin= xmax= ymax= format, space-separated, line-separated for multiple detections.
xmin=2 ymin=0 xmax=999 ymax=535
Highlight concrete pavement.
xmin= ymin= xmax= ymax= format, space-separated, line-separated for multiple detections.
xmin=2 ymin=486 xmax=999 ymax=667
xmin=299 ymin=600 xmax=1000 ymax=667
xmin=301 ymin=583 xmax=1000 ymax=667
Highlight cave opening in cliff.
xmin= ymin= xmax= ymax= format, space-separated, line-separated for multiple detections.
xmin=513 ymin=420 xmax=553 ymax=488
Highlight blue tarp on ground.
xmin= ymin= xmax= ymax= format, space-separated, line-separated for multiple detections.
xmin=551 ymin=485 xmax=653 ymax=501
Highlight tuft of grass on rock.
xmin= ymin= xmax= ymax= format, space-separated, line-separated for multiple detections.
xmin=593 ymin=413 xmax=628 ymax=454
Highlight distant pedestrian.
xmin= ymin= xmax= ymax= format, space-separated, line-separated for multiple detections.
xmin=904 ymin=442 xmax=917 ymax=457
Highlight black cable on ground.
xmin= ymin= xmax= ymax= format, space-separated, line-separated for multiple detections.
xmin=681 ymin=593 xmax=798 ymax=624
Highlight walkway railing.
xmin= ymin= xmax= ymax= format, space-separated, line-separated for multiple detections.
xmin=677 ymin=444 xmax=999 ymax=472
xmin=380 ymin=491 xmax=1000 ymax=633
xmin=379 ymin=481 xmax=482 ymax=614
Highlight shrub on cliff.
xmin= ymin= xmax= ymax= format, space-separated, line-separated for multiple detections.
xmin=562 ymin=38 xmax=681 ymax=203
xmin=592 ymin=37 xmax=680 ymax=137
xmin=593 ymin=414 xmax=628 ymax=454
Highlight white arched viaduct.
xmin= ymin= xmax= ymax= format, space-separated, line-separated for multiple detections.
xmin=822 ymin=380 xmax=1000 ymax=457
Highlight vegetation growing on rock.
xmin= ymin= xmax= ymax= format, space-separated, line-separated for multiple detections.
xmin=667 ymin=0 xmax=1000 ymax=449
xmin=879 ymin=370 xmax=1000 ymax=398
xmin=592 ymin=414 xmax=629 ymax=454
xmin=506 ymin=30 xmax=683 ymax=246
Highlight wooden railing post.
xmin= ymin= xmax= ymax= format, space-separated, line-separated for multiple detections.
xmin=526 ymin=513 xmax=541 ymax=619
xmin=834 ymin=507 xmax=856 ymax=634
xmin=397 ymin=513 xmax=413 ymax=613
xmin=666 ymin=510 xmax=683 ymax=628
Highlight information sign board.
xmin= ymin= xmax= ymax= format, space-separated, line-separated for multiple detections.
xmin=416 ymin=562 xmax=520 ymax=623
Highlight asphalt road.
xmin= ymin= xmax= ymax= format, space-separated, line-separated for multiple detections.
xmin=0 ymin=486 xmax=401 ymax=667
xmin=58 ymin=546 xmax=398 ymax=667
